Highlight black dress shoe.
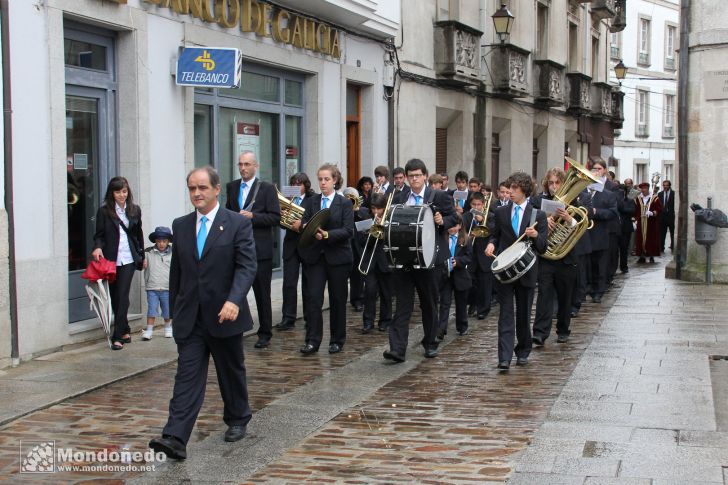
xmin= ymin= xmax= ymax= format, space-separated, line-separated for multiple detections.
xmin=531 ymin=336 xmax=544 ymax=347
xmin=274 ymin=322 xmax=295 ymax=331
xmin=149 ymin=435 xmax=187 ymax=460
xmin=436 ymin=329 xmax=446 ymax=341
xmin=477 ymin=313 xmax=488 ymax=320
xmin=299 ymin=343 xmax=318 ymax=354
xmin=254 ymin=338 xmax=270 ymax=348
xmin=328 ymin=343 xmax=342 ymax=354
xmin=457 ymin=328 xmax=469 ymax=336
xmin=637 ymin=257 xmax=646 ymax=263
xmin=352 ymin=303 xmax=364 ymax=312
xmin=224 ymin=425 xmax=247 ymax=442
xmin=592 ymin=295 xmax=602 ymax=304
xmin=383 ymin=349 xmax=405 ymax=363
xmin=467 ymin=307 xmax=477 ymax=317
xmin=361 ymin=325 xmax=374 ymax=334
xmin=557 ymin=334 xmax=569 ymax=343
xmin=516 ymin=357 xmax=528 ymax=366
xmin=424 ymin=348 xmax=438 ymax=358
xmin=649 ymin=257 xmax=655 ymax=263
xmin=570 ymin=310 xmax=578 ymax=318
xmin=497 ymin=361 xmax=510 ymax=370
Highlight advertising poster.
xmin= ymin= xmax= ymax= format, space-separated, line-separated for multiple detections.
xmin=235 ymin=122 xmax=260 ymax=164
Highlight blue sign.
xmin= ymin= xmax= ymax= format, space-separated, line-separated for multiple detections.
xmin=176 ymin=47 xmax=242 ymax=88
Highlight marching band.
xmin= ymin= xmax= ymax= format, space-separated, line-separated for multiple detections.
xmin=241 ymin=157 xmax=655 ymax=370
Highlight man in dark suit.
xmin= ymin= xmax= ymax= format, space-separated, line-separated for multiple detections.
xmin=149 ymin=166 xmax=257 ymax=460
xmin=586 ymin=170 xmax=619 ymax=303
xmin=486 ymin=172 xmax=548 ymax=369
xmin=275 ymin=172 xmax=314 ymax=331
xmin=387 ymin=167 xmax=411 ymax=198
xmin=658 ymin=180 xmax=675 ymax=252
xmin=618 ymin=179 xmax=636 ymax=273
xmin=225 ymin=151 xmax=281 ymax=348
xmin=383 ymin=158 xmax=456 ymax=363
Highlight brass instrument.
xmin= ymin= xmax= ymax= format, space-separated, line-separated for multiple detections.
xmin=358 ymin=192 xmax=394 ymax=275
xmin=276 ymin=188 xmax=306 ymax=230
xmin=467 ymin=192 xmax=493 ymax=238
xmin=298 ymin=207 xmax=331 ymax=249
xmin=542 ymin=157 xmax=598 ymax=260
xmin=343 ymin=187 xmax=364 ymax=211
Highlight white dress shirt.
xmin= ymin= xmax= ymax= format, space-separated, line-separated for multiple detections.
xmin=115 ymin=203 xmax=134 ymax=266
xmin=510 ymin=200 xmax=528 ymax=232
xmin=321 ymin=192 xmax=334 ymax=210
xmin=379 ymin=182 xmax=390 ymax=194
xmin=197 ymin=202 xmax=220 ymax=237
xmin=406 ymin=187 xmax=426 ymax=206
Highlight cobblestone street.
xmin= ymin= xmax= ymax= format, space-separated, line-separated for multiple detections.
xmin=2 ymin=258 xmax=728 ymax=484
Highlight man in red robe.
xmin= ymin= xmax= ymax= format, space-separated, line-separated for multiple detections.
xmin=634 ymin=182 xmax=663 ymax=263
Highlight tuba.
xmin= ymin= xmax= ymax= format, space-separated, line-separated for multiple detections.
xmin=276 ymin=188 xmax=306 ymax=230
xmin=468 ymin=192 xmax=493 ymax=238
xmin=342 ymin=187 xmax=364 ymax=211
xmin=542 ymin=157 xmax=598 ymax=260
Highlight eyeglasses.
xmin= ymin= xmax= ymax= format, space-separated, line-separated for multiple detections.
xmin=407 ymin=173 xmax=425 ymax=179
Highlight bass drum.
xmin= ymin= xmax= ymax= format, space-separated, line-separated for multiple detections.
xmin=385 ymin=204 xmax=437 ymax=269
xmin=491 ymin=241 xmax=536 ymax=284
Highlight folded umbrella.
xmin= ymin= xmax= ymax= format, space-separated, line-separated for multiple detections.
xmin=81 ymin=258 xmax=117 ymax=349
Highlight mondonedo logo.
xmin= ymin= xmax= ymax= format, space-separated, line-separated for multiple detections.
xmin=20 ymin=441 xmax=166 ymax=474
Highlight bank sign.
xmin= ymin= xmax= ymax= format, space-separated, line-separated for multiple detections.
xmin=176 ymin=47 xmax=242 ymax=88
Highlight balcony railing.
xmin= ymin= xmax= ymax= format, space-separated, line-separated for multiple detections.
xmin=533 ymin=60 xmax=565 ymax=107
xmin=611 ymin=90 xmax=625 ymax=128
xmin=433 ymin=21 xmax=483 ymax=86
xmin=566 ymin=72 xmax=592 ymax=115
xmin=636 ymin=124 xmax=649 ymax=137
xmin=665 ymin=57 xmax=676 ymax=70
xmin=610 ymin=45 xmax=620 ymax=59
xmin=638 ymin=52 xmax=650 ymax=66
xmin=490 ymin=43 xmax=531 ymax=98
xmin=591 ymin=82 xmax=613 ymax=119
xmin=663 ymin=125 xmax=675 ymax=138
xmin=590 ymin=0 xmax=616 ymax=21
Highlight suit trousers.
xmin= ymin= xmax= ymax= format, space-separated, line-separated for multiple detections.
xmin=588 ymin=249 xmax=609 ymax=297
xmin=607 ymin=234 xmax=620 ymax=282
xmin=388 ymin=266 xmax=440 ymax=355
xmin=660 ymin=218 xmax=675 ymax=251
xmin=572 ymin=254 xmax=589 ymax=311
xmin=438 ymin=270 xmax=469 ymax=333
xmin=363 ymin=269 xmax=392 ymax=327
xmin=304 ymin=261 xmax=349 ymax=348
xmin=471 ymin=270 xmax=493 ymax=316
xmin=281 ymin=252 xmax=307 ymax=326
xmin=533 ymin=259 xmax=577 ymax=341
xmin=349 ymin=262 xmax=364 ymax=306
xmin=163 ymin=323 xmax=252 ymax=444
xmin=110 ymin=263 xmax=136 ymax=341
xmin=618 ymin=232 xmax=631 ymax=272
xmin=496 ymin=279 xmax=534 ymax=362
xmin=253 ymin=259 xmax=274 ymax=341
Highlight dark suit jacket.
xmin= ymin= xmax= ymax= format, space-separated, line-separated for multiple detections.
xmin=93 ymin=204 xmax=144 ymax=264
xmin=658 ymin=189 xmax=675 ymax=221
xmin=588 ymin=189 xmax=619 ymax=251
xmin=604 ymin=179 xmax=623 ymax=234
xmin=299 ymin=193 xmax=354 ymax=266
xmin=448 ymin=236 xmax=473 ymax=291
xmin=282 ymin=190 xmax=315 ymax=260
xmin=225 ymin=178 xmax=281 ymax=261
xmin=169 ymin=207 xmax=257 ymax=339
xmin=387 ymin=184 xmax=411 ymax=199
xmin=487 ymin=201 xmax=548 ymax=288
xmin=393 ymin=186 xmax=456 ymax=266
xmin=572 ymin=190 xmax=593 ymax=257
xmin=463 ymin=210 xmax=493 ymax=273
xmin=619 ymin=189 xmax=636 ymax=234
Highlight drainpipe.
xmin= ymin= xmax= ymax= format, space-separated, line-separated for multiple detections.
xmin=675 ymin=0 xmax=690 ymax=280
xmin=1 ymin=0 xmax=18 ymax=365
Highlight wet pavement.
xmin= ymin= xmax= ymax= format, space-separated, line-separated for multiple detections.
xmin=2 ymin=254 xmax=727 ymax=483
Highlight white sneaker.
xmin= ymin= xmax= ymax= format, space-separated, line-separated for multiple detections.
xmin=164 ymin=326 xmax=173 ymax=338
xmin=141 ymin=328 xmax=153 ymax=341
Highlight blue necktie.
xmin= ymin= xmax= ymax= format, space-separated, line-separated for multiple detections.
xmin=415 ymin=195 xmax=422 ymax=205
xmin=197 ymin=216 xmax=208 ymax=258
xmin=293 ymin=196 xmax=301 ymax=205
xmin=238 ymin=182 xmax=247 ymax=209
xmin=512 ymin=205 xmax=521 ymax=235
xmin=322 ymin=196 xmax=329 ymax=209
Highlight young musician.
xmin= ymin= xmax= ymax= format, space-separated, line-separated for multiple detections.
xmin=361 ymin=193 xmax=393 ymax=333
xmin=450 ymin=171 xmax=471 ymax=214
xmin=464 ymin=192 xmax=494 ymax=319
xmin=383 ymin=158 xmax=456 ymax=362
xmin=298 ymin=164 xmax=354 ymax=355
xmin=586 ymin=162 xmax=619 ymax=304
xmin=437 ymin=213 xmax=473 ymax=338
xmin=486 ymin=172 xmax=548 ymax=370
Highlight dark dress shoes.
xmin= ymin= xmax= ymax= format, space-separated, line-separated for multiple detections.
xmin=224 ymin=425 xmax=247 ymax=442
xmin=149 ymin=435 xmax=187 ymax=460
xmin=361 ymin=325 xmax=374 ymax=334
xmin=328 ymin=343 xmax=342 ymax=354
xmin=467 ymin=307 xmax=477 ymax=317
xmin=254 ymin=338 xmax=270 ymax=348
xmin=531 ymin=336 xmax=544 ymax=347
xmin=436 ymin=329 xmax=446 ymax=341
xmin=637 ymin=257 xmax=646 ymax=263
xmin=352 ymin=303 xmax=364 ymax=312
xmin=383 ymin=349 xmax=405 ymax=363
xmin=274 ymin=321 xmax=295 ymax=331
xmin=516 ymin=357 xmax=528 ymax=366
xmin=592 ymin=295 xmax=602 ymax=304
xmin=300 ymin=343 xmax=318 ymax=354
xmin=649 ymin=257 xmax=655 ymax=263
xmin=557 ymin=334 xmax=569 ymax=343
xmin=477 ymin=313 xmax=488 ymax=320
xmin=377 ymin=323 xmax=390 ymax=332
xmin=497 ymin=361 xmax=510 ymax=370
xmin=457 ymin=328 xmax=469 ymax=336
xmin=424 ymin=348 xmax=438 ymax=358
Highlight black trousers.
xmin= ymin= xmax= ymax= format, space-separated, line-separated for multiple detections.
xmin=572 ymin=254 xmax=589 ymax=311
xmin=110 ymin=263 xmax=136 ymax=341
xmin=363 ymin=269 xmax=392 ymax=327
xmin=349 ymin=263 xmax=364 ymax=306
xmin=660 ymin=218 xmax=675 ymax=251
xmin=253 ymin=259 xmax=273 ymax=341
xmin=607 ymin=233 xmax=620 ymax=282
xmin=438 ymin=271 xmax=469 ymax=333
xmin=281 ymin=252 xmax=307 ymax=326
xmin=618 ymin=231 xmax=632 ymax=272
xmin=163 ymin=324 xmax=252 ymax=444
xmin=588 ymin=249 xmax=609 ymax=297
xmin=470 ymin=270 xmax=493 ymax=316
xmin=304 ymin=260 xmax=349 ymax=349
xmin=496 ymin=279 xmax=534 ymax=362
xmin=388 ymin=266 xmax=440 ymax=355
xmin=533 ymin=259 xmax=577 ymax=341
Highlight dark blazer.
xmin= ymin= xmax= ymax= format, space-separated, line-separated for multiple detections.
xmin=387 ymin=183 xmax=411 ymax=199
xmin=448 ymin=236 xmax=473 ymax=291
xmin=93 ymin=204 xmax=144 ymax=264
xmin=604 ymin=179 xmax=623 ymax=234
xmin=169 ymin=207 xmax=257 ymax=339
xmin=619 ymin=189 xmax=636 ymax=234
xmin=588 ymin=189 xmax=619 ymax=251
xmin=299 ymin=193 xmax=354 ymax=266
xmin=463 ymin=210 xmax=493 ymax=273
xmin=572 ymin=190 xmax=593 ymax=257
xmin=658 ymin=189 xmax=675 ymax=221
xmin=282 ymin=190 xmax=315 ymax=260
xmin=225 ymin=178 xmax=281 ymax=261
xmin=487 ymin=201 xmax=548 ymax=288
xmin=393 ymin=186 xmax=456 ymax=266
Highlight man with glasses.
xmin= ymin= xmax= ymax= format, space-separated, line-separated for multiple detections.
xmin=383 ymin=159 xmax=455 ymax=363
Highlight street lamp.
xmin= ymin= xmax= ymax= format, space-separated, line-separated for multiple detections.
xmin=614 ymin=59 xmax=627 ymax=85
xmin=492 ymin=4 xmax=515 ymax=44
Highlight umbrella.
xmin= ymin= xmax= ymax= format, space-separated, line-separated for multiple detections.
xmin=81 ymin=259 xmax=117 ymax=349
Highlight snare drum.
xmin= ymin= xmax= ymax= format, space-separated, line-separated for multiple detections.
xmin=385 ymin=204 xmax=437 ymax=269
xmin=491 ymin=241 xmax=537 ymax=284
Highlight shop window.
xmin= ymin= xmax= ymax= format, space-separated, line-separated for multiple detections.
xmin=194 ymin=104 xmax=212 ymax=167
xmin=225 ymin=71 xmax=280 ymax=102
xmin=285 ymin=80 xmax=303 ymax=106
xmin=64 ymin=38 xmax=107 ymax=70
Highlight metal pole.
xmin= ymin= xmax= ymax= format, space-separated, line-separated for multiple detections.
xmin=706 ymin=197 xmax=712 ymax=285
xmin=675 ymin=0 xmax=691 ymax=279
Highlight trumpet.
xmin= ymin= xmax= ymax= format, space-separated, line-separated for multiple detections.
xmin=358 ymin=192 xmax=394 ymax=275
xmin=467 ymin=193 xmax=492 ymax=238
xmin=276 ymin=188 xmax=305 ymax=230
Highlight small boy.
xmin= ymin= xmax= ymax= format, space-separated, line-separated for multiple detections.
xmin=142 ymin=226 xmax=173 ymax=340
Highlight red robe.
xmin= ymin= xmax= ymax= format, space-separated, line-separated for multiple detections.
xmin=634 ymin=195 xmax=663 ymax=257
